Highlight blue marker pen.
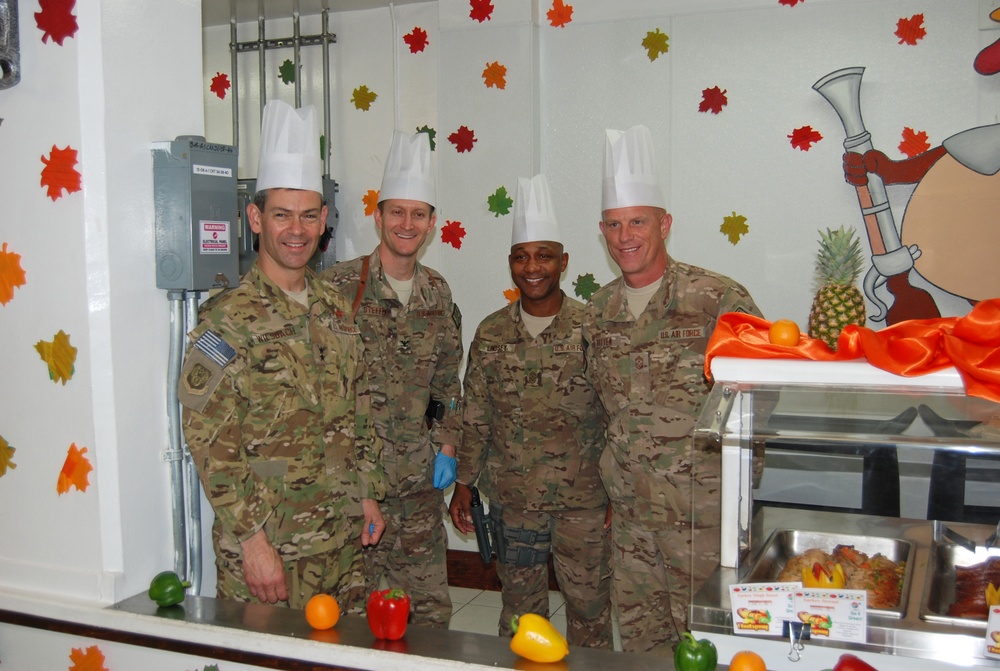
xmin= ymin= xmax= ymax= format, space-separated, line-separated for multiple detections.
xmin=369 ymin=523 xmax=375 ymax=535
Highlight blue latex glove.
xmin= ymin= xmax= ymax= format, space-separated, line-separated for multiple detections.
xmin=433 ymin=452 xmax=457 ymax=489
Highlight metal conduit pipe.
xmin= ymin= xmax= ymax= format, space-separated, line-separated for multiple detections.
xmin=292 ymin=7 xmax=301 ymax=108
xmin=166 ymin=291 xmax=189 ymax=581
xmin=321 ymin=8 xmax=331 ymax=178
xmin=229 ymin=0 xmax=240 ymax=153
xmin=184 ymin=292 xmax=204 ymax=594
xmin=257 ymin=1 xmax=266 ymax=114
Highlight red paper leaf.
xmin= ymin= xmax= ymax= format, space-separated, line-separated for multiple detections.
xmin=448 ymin=126 xmax=477 ymax=153
xmin=898 ymin=127 xmax=930 ymax=158
xmin=57 ymin=443 xmax=93 ymax=495
xmin=404 ymin=27 xmax=429 ymax=53
xmin=35 ymin=0 xmax=78 ymax=45
xmin=210 ymin=72 xmax=230 ymax=100
xmin=363 ymin=189 xmax=380 ymax=217
xmin=788 ymin=125 xmax=823 ymax=151
xmin=40 ymin=145 xmax=82 ymax=201
xmin=895 ymin=14 xmax=926 ymax=46
xmin=547 ymin=0 xmax=573 ymax=28
xmin=0 ymin=242 xmax=27 ymax=306
xmin=469 ymin=0 xmax=494 ymax=23
xmin=483 ymin=61 xmax=507 ymax=89
xmin=778 ymin=0 xmax=804 ymax=6
xmin=503 ymin=287 xmax=520 ymax=304
xmin=441 ymin=220 xmax=466 ymax=249
xmin=698 ymin=86 xmax=728 ymax=114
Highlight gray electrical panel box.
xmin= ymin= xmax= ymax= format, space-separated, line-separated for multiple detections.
xmin=153 ymin=137 xmax=240 ymax=291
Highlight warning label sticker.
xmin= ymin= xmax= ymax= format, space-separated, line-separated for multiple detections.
xmin=201 ymin=221 xmax=231 ymax=255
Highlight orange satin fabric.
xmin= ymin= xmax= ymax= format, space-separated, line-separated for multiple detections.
xmin=704 ymin=298 xmax=1000 ymax=403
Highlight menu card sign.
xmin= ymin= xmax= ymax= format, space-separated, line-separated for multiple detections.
xmin=985 ymin=606 xmax=1000 ymax=658
xmin=792 ymin=588 xmax=867 ymax=643
xmin=729 ymin=583 xmax=798 ymax=636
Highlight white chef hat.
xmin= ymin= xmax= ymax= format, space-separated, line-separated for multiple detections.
xmin=601 ymin=124 xmax=666 ymax=212
xmin=512 ymin=174 xmax=562 ymax=246
xmin=379 ymin=130 xmax=436 ymax=207
xmin=255 ymin=100 xmax=323 ymax=195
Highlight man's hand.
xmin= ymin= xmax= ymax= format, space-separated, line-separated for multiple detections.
xmin=362 ymin=498 xmax=385 ymax=547
xmin=433 ymin=447 xmax=457 ymax=489
xmin=448 ymin=482 xmax=474 ymax=534
xmin=240 ymin=529 xmax=288 ymax=604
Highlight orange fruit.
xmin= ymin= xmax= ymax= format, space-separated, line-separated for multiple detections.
xmin=729 ymin=649 xmax=767 ymax=671
xmin=305 ymin=593 xmax=340 ymax=630
xmin=768 ymin=319 xmax=800 ymax=346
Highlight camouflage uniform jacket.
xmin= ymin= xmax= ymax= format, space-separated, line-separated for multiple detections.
xmin=179 ymin=263 xmax=385 ymax=561
xmin=582 ymin=257 xmax=760 ymax=531
xmin=322 ymin=249 xmax=463 ymax=497
xmin=460 ymin=295 xmax=608 ymax=511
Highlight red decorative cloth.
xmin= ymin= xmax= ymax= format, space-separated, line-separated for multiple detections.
xmin=705 ymin=299 xmax=1000 ymax=403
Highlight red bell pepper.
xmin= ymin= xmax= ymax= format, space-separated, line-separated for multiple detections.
xmin=833 ymin=653 xmax=880 ymax=671
xmin=366 ymin=588 xmax=410 ymax=640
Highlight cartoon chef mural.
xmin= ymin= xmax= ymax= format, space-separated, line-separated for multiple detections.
xmin=814 ymin=7 xmax=1000 ymax=326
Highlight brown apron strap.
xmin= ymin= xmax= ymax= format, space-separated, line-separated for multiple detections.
xmin=351 ymin=255 xmax=370 ymax=321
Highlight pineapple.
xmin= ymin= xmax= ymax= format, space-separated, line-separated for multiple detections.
xmin=808 ymin=226 xmax=866 ymax=350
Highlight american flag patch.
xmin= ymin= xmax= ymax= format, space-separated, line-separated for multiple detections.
xmin=194 ymin=330 xmax=237 ymax=368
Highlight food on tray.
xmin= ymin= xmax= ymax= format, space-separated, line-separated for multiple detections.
xmin=987 ymin=583 xmax=1000 ymax=607
xmin=802 ymin=561 xmax=846 ymax=588
xmin=776 ymin=544 xmax=905 ymax=609
xmin=947 ymin=556 xmax=1000 ymax=619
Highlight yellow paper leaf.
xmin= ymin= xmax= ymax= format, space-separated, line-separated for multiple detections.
xmin=0 ymin=435 xmax=16 ymax=478
xmin=35 ymin=329 xmax=77 ymax=385
xmin=720 ymin=211 xmax=749 ymax=245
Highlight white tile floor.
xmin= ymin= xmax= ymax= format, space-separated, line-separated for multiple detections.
xmin=448 ymin=586 xmax=623 ymax=651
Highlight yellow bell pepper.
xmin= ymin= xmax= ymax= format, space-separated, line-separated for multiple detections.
xmin=986 ymin=583 xmax=1000 ymax=607
xmin=801 ymin=561 xmax=846 ymax=589
xmin=510 ymin=613 xmax=569 ymax=663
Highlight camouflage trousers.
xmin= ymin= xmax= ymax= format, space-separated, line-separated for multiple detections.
xmin=494 ymin=506 xmax=612 ymax=649
xmin=364 ymin=488 xmax=452 ymax=628
xmin=609 ymin=515 xmax=720 ymax=655
xmin=215 ymin=539 xmax=368 ymax=612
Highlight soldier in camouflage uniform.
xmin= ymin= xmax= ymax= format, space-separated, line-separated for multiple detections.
xmin=323 ymin=130 xmax=462 ymax=629
xmin=179 ymin=101 xmax=385 ymax=612
xmin=450 ymin=175 xmax=611 ymax=648
xmin=583 ymin=126 xmax=761 ymax=654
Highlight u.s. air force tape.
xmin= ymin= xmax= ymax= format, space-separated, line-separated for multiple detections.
xmin=193 ymin=329 xmax=237 ymax=368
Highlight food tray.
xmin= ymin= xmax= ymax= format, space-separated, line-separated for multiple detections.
xmin=920 ymin=541 xmax=1000 ymax=628
xmin=743 ymin=529 xmax=915 ymax=619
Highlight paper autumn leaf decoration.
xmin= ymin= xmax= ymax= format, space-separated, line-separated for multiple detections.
xmin=699 ymin=87 xmax=728 ymax=114
xmin=898 ymin=127 xmax=930 ymax=158
xmin=0 ymin=435 xmax=16 ymax=478
xmin=35 ymin=329 xmax=77 ymax=385
xmin=488 ymin=186 xmax=513 ymax=217
xmin=721 ymin=211 xmax=749 ymax=245
xmin=778 ymin=0 xmax=804 ymax=6
xmin=416 ymin=125 xmax=437 ymax=150
xmin=58 ymin=443 xmax=93 ymax=494
xmin=0 ymin=242 xmax=27 ymax=306
xmin=503 ymin=288 xmax=520 ymax=304
xmin=203 ymin=666 xmax=221 ymax=671
xmin=279 ymin=59 xmax=297 ymax=84
xmin=210 ymin=72 xmax=231 ymax=100
xmin=40 ymin=145 xmax=82 ymax=201
xmin=35 ymin=0 xmax=78 ymax=46
xmin=896 ymin=14 xmax=926 ymax=45
xmin=404 ymin=27 xmax=429 ymax=53
xmin=363 ymin=189 xmax=380 ymax=217
xmin=448 ymin=126 xmax=477 ymax=153
xmin=788 ymin=125 xmax=823 ymax=151
xmin=483 ymin=61 xmax=507 ymax=89
xmin=642 ymin=29 xmax=669 ymax=62
xmin=547 ymin=0 xmax=573 ymax=28
xmin=69 ymin=645 xmax=107 ymax=671
xmin=573 ymin=273 xmax=600 ymax=300
xmin=351 ymin=85 xmax=378 ymax=111
xmin=441 ymin=220 xmax=466 ymax=249
xmin=469 ymin=0 xmax=494 ymax=23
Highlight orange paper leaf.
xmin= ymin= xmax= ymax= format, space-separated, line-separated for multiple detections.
xmin=363 ymin=189 xmax=380 ymax=217
xmin=503 ymin=288 xmax=521 ymax=304
xmin=58 ymin=443 xmax=93 ymax=495
xmin=0 ymin=242 xmax=28 ymax=306
xmin=69 ymin=645 xmax=108 ymax=671
xmin=40 ymin=145 xmax=82 ymax=201
xmin=547 ymin=0 xmax=573 ymax=27
xmin=483 ymin=61 xmax=507 ymax=89
xmin=0 ymin=435 xmax=17 ymax=478
xmin=898 ymin=127 xmax=930 ymax=158
xmin=35 ymin=329 xmax=77 ymax=385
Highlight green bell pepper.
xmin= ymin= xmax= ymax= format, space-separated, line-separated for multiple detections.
xmin=147 ymin=570 xmax=191 ymax=608
xmin=674 ymin=631 xmax=718 ymax=671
